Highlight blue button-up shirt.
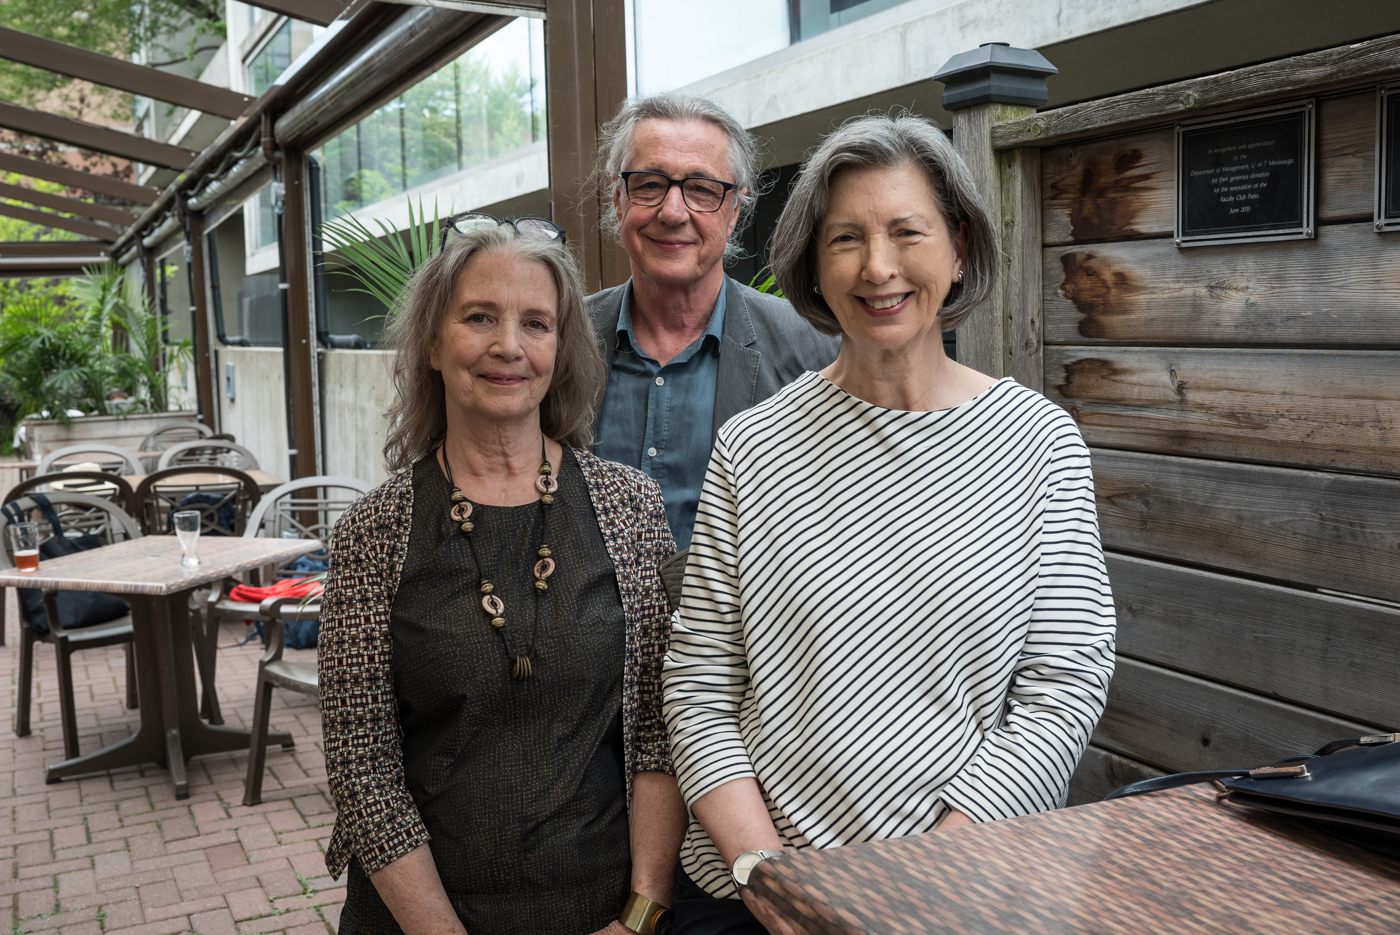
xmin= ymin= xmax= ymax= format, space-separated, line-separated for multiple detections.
xmin=594 ymin=280 xmax=726 ymax=549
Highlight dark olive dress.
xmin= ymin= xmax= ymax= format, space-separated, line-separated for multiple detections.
xmin=339 ymin=449 xmax=631 ymax=934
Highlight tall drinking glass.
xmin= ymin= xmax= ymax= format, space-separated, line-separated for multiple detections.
xmin=174 ymin=510 xmax=201 ymax=567
xmin=9 ymin=521 xmax=39 ymax=573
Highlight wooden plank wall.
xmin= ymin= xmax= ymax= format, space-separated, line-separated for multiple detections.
xmin=1039 ymin=90 xmax=1400 ymax=806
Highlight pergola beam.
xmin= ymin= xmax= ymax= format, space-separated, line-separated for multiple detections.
xmin=0 ymin=240 xmax=109 ymax=256
xmin=0 ymin=151 xmax=158 ymax=204
xmin=0 ymin=202 xmax=119 ymax=240
xmin=0 ymin=27 xmax=252 ymax=120
xmin=0 ymin=255 xmax=111 ymax=277
xmin=0 ymin=101 xmax=198 ymax=170
xmin=243 ymin=0 xmax=347 ymax=27
xmin=0 ymin=180 xmax=137 ymax=226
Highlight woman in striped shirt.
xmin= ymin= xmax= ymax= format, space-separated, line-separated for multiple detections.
xmin=661 ymin=114 xmax=1117 ymax=935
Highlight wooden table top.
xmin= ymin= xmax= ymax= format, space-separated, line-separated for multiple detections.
xmin=0 ymin=536 xmax=321 ymax=596
xmin=122 ymin=469 xmax=281 ymax=489
xmin=749 ymin=785 xmax=1400 ymax=934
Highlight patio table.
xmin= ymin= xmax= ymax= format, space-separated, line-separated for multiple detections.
xmin=0 ymin=535 xmax=320 ymax=798
xmin=748 ymin=783 xmax=1400 ymax=934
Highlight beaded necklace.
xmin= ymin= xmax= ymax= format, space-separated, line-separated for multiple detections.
xmin=441 ymin=439 xmax=558 ymax=680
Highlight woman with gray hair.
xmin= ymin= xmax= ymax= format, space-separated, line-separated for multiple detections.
xmin=320 ymin=219 xmax=686 ymax=935
xmin=662 ymin=115 xmax=1116 ymax=934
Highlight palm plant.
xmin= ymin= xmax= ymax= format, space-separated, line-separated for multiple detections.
xmin=0 ymin=264 xmax=193 ymax=425
xmin=71 ymin=264 xmax=193 ymax=414
xmin=0 ymin=290 xmax=110 ymax=423
xmin=319 ymin=199 xmax=440 ymax=312
xmin=750 ymin=266 xmax=784 ymax=297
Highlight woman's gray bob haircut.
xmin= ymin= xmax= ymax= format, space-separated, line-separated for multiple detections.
xmin=594 ymin=92 xmax=764 ymax=261
xmin=381 ymin=226 xmax=602 ymax=472
xmin=769 ymin=113 xmax=998 ymax=335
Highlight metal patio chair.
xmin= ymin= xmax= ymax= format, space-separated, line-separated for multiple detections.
xmin=139 ymin=422 xmax=213 ymax=452
xmin=35 ymin=444 xmax=142 ymax=476
xmin=133 ymin=465 xmax=262 ymax=723
xmin=242 ymin=595 xmax=319 ymax=806
xmin=156 ymin=440 xmax=261 ymax=472
xmin=200 ymin=476 xmax=368 ymax=722
xmin=1 ymin=493 xmax=141 ymax=758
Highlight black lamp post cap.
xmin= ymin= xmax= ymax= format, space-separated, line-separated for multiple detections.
xmin=933 ymin=44 xmax=1057 ymax=111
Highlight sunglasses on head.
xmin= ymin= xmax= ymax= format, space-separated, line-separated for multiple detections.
xmin=438 ymin=213 xmax=567 ymax=252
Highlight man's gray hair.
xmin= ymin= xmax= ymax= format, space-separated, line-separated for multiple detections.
xmin=594 ymin=93 xmax=764 ymax=261
xmin=769 ymin=113 xmax=998 ymax=335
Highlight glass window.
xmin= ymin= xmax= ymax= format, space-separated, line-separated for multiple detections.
xmin=246 ymin=19 xmax=321 ymax=97
xmin=791 ymin=0 xmax=915 ymax=42
xmin=629 ymin=0 xmax=790 ymax=95
xmin=313 ymin=18 xmax=546 ymax=218
xmin=253 ymin=187 xmax=278 ymax=251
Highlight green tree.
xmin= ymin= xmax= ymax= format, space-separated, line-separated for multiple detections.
xmin=0 ymin=0 xmax=225 ymax=120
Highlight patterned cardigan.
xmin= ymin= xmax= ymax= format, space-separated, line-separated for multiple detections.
xmin=318 ymin=449 xmax=677 ymax=879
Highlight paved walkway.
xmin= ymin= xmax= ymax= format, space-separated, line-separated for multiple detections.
xmin=1 ymin=602 xmax=344 ymax=935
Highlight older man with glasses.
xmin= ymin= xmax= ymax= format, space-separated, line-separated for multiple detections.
xmin=587 ymin=93 xmax=840 ymax=552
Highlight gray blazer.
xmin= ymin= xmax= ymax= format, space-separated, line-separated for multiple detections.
xmin=586 ymin=277 xmax=841 ymax=445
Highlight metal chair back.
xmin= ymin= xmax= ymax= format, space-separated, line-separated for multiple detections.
xmin=157 ymin=440 xmax=261 ymax=472
xmin=133 ymin=466 xmax=262 ymax=537
xmin=0 ymin=492 xmax=142 ymax=568
xmin=139 ymin=422 xmax=213 ymax=452
xmin=35 ymin=444 xmax=142 ymax=476
xmin=5 ymin=472 xmax=135 ymax=514
xmin=246 ymin=476 xmax=371 ymax=542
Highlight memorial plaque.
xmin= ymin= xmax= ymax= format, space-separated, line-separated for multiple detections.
xmin=1175 ymin=101 xmax=1314 ymax=247
xmin=1375 ymin=84 xmax=1400 ymax=231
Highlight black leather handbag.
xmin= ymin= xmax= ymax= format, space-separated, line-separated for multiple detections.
xmin=1106 ymin=734 xmax=1400 ymax=859
xmin=2 ymin=494 xmax=130 ymax=636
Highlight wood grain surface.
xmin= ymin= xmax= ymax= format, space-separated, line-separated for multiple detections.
xmin=750 ymin=784 xmax=1400 ymax=934
xmin=1040 ymin=92 xmax=1374 ymax=245
xmin=1043 ymin=222 xmax=1400 ymax=346
xmin=992 ymin=31 xmax=1400 ymax=148
xmin=1108 ymin=553 xmax=1400 ymax=729
xmin=1067 ymin=744 xmax=1163 ymax=806
xmin=0 ymin=536 xmax=321 ymax=595
xmin=1091 ymin=448 xmax=1400 ymax=603
xmin=1045 ymin=346 xmax=1400 ymax=474
xmin=1093 ymin=657 xmax=1380 ymax=774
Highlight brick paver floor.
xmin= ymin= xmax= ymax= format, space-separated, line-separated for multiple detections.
xmin=1 ymin=599 xmax=344 ymax=935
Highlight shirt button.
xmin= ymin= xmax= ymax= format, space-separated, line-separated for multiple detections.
xmin=647 ymin=447 xmax=658 ymax=457
xmin=655 ymin=376 xmax=665 ymax=386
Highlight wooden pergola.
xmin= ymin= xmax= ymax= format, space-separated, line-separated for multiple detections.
xmin=0 ymin=0 xmax=627 ymax=478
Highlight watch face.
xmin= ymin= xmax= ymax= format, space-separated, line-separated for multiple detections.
xmin=654 ymin=910 xmax=673 ymax=935
xmin=732 ymin=851 xmax=764 ymax=886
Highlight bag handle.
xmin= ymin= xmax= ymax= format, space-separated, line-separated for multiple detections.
xmin=1104 ymin=770 xmax=1251 ymax=801
xmin=29 ymin=493 xmax=65 ymax=540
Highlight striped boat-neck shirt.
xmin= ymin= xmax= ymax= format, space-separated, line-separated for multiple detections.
xmin=662 ymin=372 xmax=1116 ymax=898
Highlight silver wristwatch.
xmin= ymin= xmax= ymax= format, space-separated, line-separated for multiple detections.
xmin=731 ymin=849 xmax=784 ymax=887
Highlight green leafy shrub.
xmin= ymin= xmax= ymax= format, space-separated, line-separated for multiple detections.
xmin=0 ymin=264 xmax=192 ymax=428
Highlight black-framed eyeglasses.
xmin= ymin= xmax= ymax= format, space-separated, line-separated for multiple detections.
xmin=438 ymin=213 xmax=567 ymax=251
xmin=619 ymin=171 xmax=737 ymax=213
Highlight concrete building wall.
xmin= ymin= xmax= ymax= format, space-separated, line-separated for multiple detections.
xmin=320 ymin=350 xmax=397 ymax=486
xmin=215 ymin=347 xmax=290 ymax=478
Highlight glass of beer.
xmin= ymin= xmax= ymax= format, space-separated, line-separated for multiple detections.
xmin=10 ymin=521 xmax=40 ymax=573
xmin=174 ymin=510 xmax=201 ymax=567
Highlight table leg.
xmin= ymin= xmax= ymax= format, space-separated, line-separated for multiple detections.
xmin=44 ymin=594 xmax=167 ymax=784
xmin=45 ymin=590 xmax=291 ymax=797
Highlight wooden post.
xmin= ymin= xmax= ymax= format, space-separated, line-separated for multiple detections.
xmin=545 ymin=0 xmax=628 ymax=293
xmin=935 ymin=44 xmax=1055 ymax=387
xmin=280 ymin=148 xmax=322 ymax=479
xmin=184 ymin=211 xmax=219 ymax=430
